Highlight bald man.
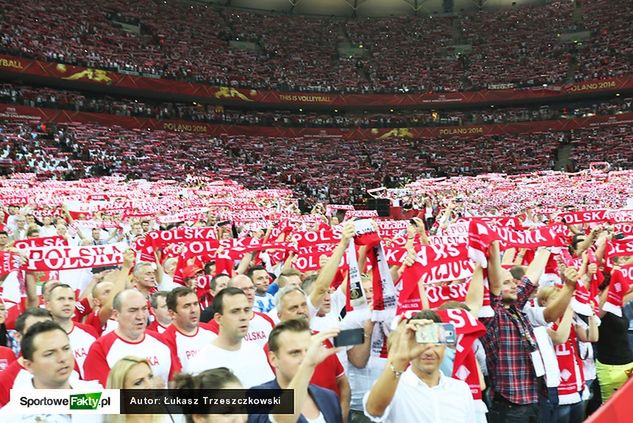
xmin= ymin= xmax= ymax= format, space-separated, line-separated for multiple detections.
xmin=83 ymin=289 xmax=180 ymax=386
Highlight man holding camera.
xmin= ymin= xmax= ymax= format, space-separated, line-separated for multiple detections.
xmin=363 ymin=310 xmax=476 ymax=423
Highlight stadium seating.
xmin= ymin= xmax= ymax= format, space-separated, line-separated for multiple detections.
xmin=1 ymin=0 xmax=631 ymax=93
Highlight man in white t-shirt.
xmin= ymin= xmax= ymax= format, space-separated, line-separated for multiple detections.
xmin=45 ymin=282 xmax=98 ymax=378
xmin=83 ymin=289 xmax=180 ymax=386
xmin=339 ymin=276 xmax=388 ymax=421
xmin=1 ymin=320 xmax=101 ymax=422
xmin=161 ymin=287 xmax=217 ymax=372
xmin=303 ymin=274 xmax=347 ymax=333
xmin=203 ymin=274 xmax=275 ymax=348
xmin=187 ymin=287 xmax=273 ymax=388
xmin=364 ymin=310 xmax=476 ymax=423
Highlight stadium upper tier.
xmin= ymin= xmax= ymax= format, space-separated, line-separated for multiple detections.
xmin=1 ymin=120 xmax=631 ymax=205
xmin=0 ymin=0 xmax=630 ymax=94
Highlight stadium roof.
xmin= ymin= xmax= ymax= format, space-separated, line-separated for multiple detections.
xmin=205 ymin=0 xmax=544 ymax=17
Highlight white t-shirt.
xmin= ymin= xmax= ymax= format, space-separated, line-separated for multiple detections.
xmin=68 ymin=323 xmax=97 ymax=379
xmin=187 ymin=341 xmax=274 ymax=388
xmin=363 ymin=370 xmax=476 ymax=423
xmin=162 ymin=325 xmax=218 ymax=373
xmin=83 ymin=331 xmax=176 ymax=386
xmin=524 ymin=303 xmax=559 ymax=388
xmin=340 ymin=308 xmax=388 ymax=411
xmin=310 ymin=290 xmax=347 ymax=333
xmin=39 ymin=225 xmax=58 ymax=237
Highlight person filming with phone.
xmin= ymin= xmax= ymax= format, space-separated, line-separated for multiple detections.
xmin=363 ymin=310 xmax=476 ymax=423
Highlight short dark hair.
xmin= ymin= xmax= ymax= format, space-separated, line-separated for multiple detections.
xmin=569 ymin=233 xmax=586 ymax=254
xmin=210 ymin=274 xmax=229 ymax=292
xmin=15 ymin=308 xmax=53 ymax=335
xmin=212 ymin=287 xmax=247 ymax=315
xmin=150 ymin=291 xmax=169 ymax=309
xmin=247 ymin=265 xmax=267 ymax=280
xmin=510 ymin=266 xmax=526 ymax=281
xmin=301 ymin=274 xmax=318 ymax=294
xmin=204 ymin=261 xmax=216 ymax=275
xmin=21 ymin=320 xmax=67 ymax=361
xmin=166 ymin=287 xmax=196 ymax=311
xmin=437 ymin=301 xmax=470 ymax=311
xmin=409 ymin=309 xmax=443 ymax=323
xmin=44 ymin=282 xmax=74 ymax=301
xmin=268 ymin=318 xmax=310 ymax=353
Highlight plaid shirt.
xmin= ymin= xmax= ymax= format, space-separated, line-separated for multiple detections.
xmin=481 ymin=276 xmax=540 ymax=404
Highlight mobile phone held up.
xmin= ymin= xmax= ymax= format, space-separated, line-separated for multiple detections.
xmin=333 ymin=328 xmax=365 ymax=347
xmin=415 ymin=323 xmax=457 ymax=346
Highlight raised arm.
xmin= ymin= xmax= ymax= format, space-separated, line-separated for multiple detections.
xmin=488 ymin=241 xmax=505 ymax=296
xmin=309 ymin=223 xmax=354 ymax=308
xmin=98 ymin=249 xmax=135 ymax=322
xmin=546 ymin=306 xmax=573 ymax=345
xmin=524 ymin=247 xmax=551 ymax=287
xmin=271 ymin=329 xmax=341 ymax=423
xmin=543 ymin=266 xmax=578 ymax=323
xmin=464 ymin=264 xmax=484 ymax=318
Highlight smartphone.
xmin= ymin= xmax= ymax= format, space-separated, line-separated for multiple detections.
xmin=415 ymin=323 xmax=457 ymax=345
xmin=333 ymin=328 xmax=365 ymax=347
xmin=614 ymin=233 xmax=625 ymax=240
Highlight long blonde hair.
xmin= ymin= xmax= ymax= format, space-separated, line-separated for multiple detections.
xmin=106 ymin=356 xmax=152 ymax=389
xmin=105 ymin=356 xmax=160 ymax=423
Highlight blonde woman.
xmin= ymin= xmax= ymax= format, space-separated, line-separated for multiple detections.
xmin=105 ymin=356 xmax=167 ymax=423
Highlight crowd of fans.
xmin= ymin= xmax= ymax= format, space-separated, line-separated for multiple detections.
xmin=2 ymin=84 xmax=632 ymax=129
xmin=1 ymin=0 xmax=632 ymax=93
xmin=0 ymin=174 xmax=631 ymax=422
xmin=1 ymin=118 xmax=632 ymax=205
xmin=573 ymin=0 xmax=633 ymax=81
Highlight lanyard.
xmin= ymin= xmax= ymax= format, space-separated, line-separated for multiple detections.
xmin=506 ymin=306 xmax=538 ymax=352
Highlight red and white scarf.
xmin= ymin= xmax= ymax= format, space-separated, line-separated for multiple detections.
xmin=603 ymin=266 xmax=632 ymax=317
xmin=468 ymin=220 xmax=568 ymax=267
xmin=24 ymin=242 xmax=128 ymax=271
xmin=553 ymin=322 xmax=585 ymax=405
xmin=346 ymin=220 xmax=395 ymax=322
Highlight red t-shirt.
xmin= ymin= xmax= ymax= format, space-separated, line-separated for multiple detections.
xmin=0 ymin=346 xmax=16 ymax=372
xmin=0 ymin=359 xmax=23 ymax=407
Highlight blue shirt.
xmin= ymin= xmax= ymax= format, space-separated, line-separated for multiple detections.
xmin=247 ymin=379 xmax=342 ymax=423
xmin=254 ymin=293 xmax=275 ymax=313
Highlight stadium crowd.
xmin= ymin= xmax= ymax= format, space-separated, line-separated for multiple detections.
xmin=1 ymin=0 xmax=632 ymax=93
xmin=0 ymin=172 xmax=630 ymax=423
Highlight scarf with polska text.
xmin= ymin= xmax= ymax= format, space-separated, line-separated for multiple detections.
xmin=13 ymin=236 xmax=68 ymax=249
xmin=346 ymin=220 xmax=396 ymax=322
xmin=24 ymin=242 xmax=128 ymax=271
xmin=557 ymin=209 xmax=610 ymax=225
xmin=468 ymin=220 xmax=569 ymax=268
xmin=396 ymin=263 xmax=492 ymax=318
xmin=436 ymin=309 xmax=486 ymax=400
